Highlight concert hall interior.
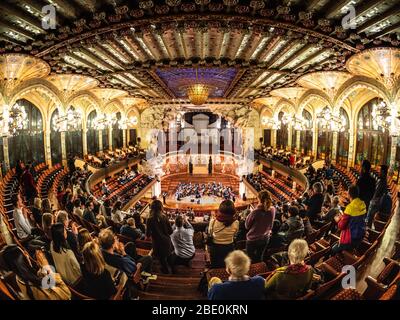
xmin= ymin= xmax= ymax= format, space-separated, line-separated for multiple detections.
xmin=1 ymin=0 xmax=400 ymax=302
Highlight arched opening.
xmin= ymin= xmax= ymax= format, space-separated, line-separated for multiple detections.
xmin=355 ymin=98 xmax=390 ymax=166
xmin=337 ymin=107 xmax=350 ymax=166
xmin=112 ymin=112 xmax=123 ymax=149
xmin=276 ymin=111 xmax=288 ymax=149
xmin=300 ymin=109 xmax=313 ymax=156
xmin=87 ymin=110 xmax=99 ymax=155
xmin=65 ymin=106 xmax=83 ymax=157
xmin=8 ymin=99 xmax=45 ymax=168
xmin=317 ymin=106 xmax=333 ymax=160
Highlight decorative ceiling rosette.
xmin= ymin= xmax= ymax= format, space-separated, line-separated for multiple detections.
xmin=297 ymin=71 xmax=352 ymax=99
xmin=346 ymin=47 xmax=400 ymax=91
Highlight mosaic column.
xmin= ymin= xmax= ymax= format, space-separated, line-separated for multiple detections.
xmin=3 ymin=137 xmax=10 ymax=171
xmin=82 ymin=128 xmax=88 ymax=157
xmin=44 ymin=130 xmax=52 ymax=167
xmin=98 ymin=129 xmax=103 ymax=152
xmin=61 ymin=131 xmax=67 ymax=166
xmin=126 ymin=129 xmax=130 ymax=146
xmin=108 ymin=127 xmax=113 ymax=151
xmin=296 ymin=130 xmax=301 ymax=150
xmin=312 ymin=123 xmax=318 ymax=158
xmin=271 ymin=129 xmax=277 ymax=148
xmin=287 ymin=126 xmax=292 ymax=151
xmin=347 ymin=128 xmax=355 ymax=167
xmin=123 ymin=129 xmax=127 ymax=149
xmin=331 ymin=131 xmax=338 ymax=162
xmin=389 ymin=136 xmax=398 ymax=169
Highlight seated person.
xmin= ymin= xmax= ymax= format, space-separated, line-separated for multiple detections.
xmin=265 ymin=239 xmax=315 ymax=299
xmin=98 ymin=229 xmax=153 ymax=277
xmin=321 ymin=196 xmax=342 ymax=222
xmin=120 ymin=218 xmax=144 ymax=242
xmin=208 ymin=250 xmax=265 ymax=300
xmin=0 ymin=245 xmax=71 ymax=300
xmin=278 ymin=206 xmax=304 ymax=243
xmin=169 ymin=215 xmax=195 ymax=272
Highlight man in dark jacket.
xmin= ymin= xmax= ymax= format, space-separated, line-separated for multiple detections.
xmin=356 ymin=160 xmax=376 ymax=211
xmin=366 ymin=165 xmax=388 ymax=227
xmin=21 ymin=165 xmax=37 ymax=204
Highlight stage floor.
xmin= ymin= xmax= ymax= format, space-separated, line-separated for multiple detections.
xmin=161 ymin=173 xmax=255 ymax=211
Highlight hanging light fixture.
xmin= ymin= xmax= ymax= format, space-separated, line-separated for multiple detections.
xmin=262 ymin=117 xmax=281 ymax=129
xmin=186 ymin=69 xmax=211 ymax=105
xmin=292 ymin=115 xmax=307 ymax=131
xmin=52 ymin=107 xmax=82 ymax=132
xmin=118 ymin=116 xmax=138 ymax=130
xmin=0 ymin=103 xmax=28 ymax=137
xmin=92 ymin=113 xmax=117 ymax=130
xmin=316 ymin=108 xmax=346 ymax=132
xmin=371 ymin=100 xmax=400 ymax=136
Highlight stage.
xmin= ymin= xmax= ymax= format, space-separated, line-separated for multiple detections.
xmin=160 ymin=172 xmax=255 ymax=211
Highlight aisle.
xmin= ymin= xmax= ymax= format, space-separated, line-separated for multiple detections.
xmin=139 ymin=250 xmax=206 ymax=300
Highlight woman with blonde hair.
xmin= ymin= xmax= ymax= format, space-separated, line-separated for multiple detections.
xmin=208 ymin=250 xmax=265 ymax=300
xmin=245 ymin=190 xmax=276 ymax=262
xmin=81 ymin=241 xmax=117 ymax=300
xmin=265 ymin=239 xmax=315 ymax=299
xmin=77 ymin=228 xmax=93 ymax=253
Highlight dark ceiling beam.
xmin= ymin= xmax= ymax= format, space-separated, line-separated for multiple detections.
xmin=224 ymin=69 xmax=248 ymax=98
xmin=278 ymin=44 xmax=313 ymax=69
xmin=352 ymin=0 xmax=383 ymax=21
xmin=124 ymin=35 xmax=148 ymax=61
xmin=146 ymin=70 xmax=174 ymax=98
xmin=371 ymin=21 xmax=400 ymax=38
xmin=94 ymin=44 xmax=125 ymax=70
xmin=72 ymin=0 xmax=97 ymax=13
xmin=357 ymin=5 xmax=400 ymax=33
xmin=0 ymin=2 xmax=44 ymax=32
xmin=0 ymin=34 xmax=25 ymax=46
xmin=292 ymin=48 xmax=328 ymax=70
xmin=78 ymin=48 xmax=115 ymax=71
xmin=258 ymin=36 xmax=281 ymax=62
xmin=306 ymin=0 xmax=325 ymax=11
xmin=0 ymin=19 xmax=35 ymax=40
xmin=267 ymin=40 xmax=299 ymax=67
xmin=107 ymin=39 xmax=134 ymax=64
xmin=323 ymin=0 xmax=353 ymax=19
xmin=65 ymin=52 xmax=99 ymax=70
xmin=48 ymin=0 xmax=79 ymax=20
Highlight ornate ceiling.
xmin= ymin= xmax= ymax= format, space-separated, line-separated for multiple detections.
xmin=0 ymin=0 xmax=399 ymax=107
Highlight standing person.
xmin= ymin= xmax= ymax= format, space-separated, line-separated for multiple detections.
xmin=208 ymin=156 xmax=213 ymax=175
xmin=245 ymin=190 xmax=275 ymax=263
xmin=208 ymin=200 xmax=239 ymax=268
xmin=146 ymin=200 xmax=174 ymax=274
xmin=169 ymin=215 xmax=195 ymax=272
xmin=332 ymin=185 xmax=366 ymax=254
xmin=16 ymin=160 xmax=24 ymax=182
xmin=366 ymin=165 xmax=388 ymax=227
xmin=305 ymin=182 xmax=324 ymax=222
xmin=356 ymin=160 xmax=376 ymax=212
xmin=188 ymin=158 xmax=193 ymax=175
xmin=21 ymin=164 xmax=38 ymax=205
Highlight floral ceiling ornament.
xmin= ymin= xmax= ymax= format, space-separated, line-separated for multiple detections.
xmin=0 ymin=103 xmax=28 ymax=137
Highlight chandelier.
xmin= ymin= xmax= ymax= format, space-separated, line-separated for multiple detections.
xmin=0 ymin=103 xmax=28 ymax=137
xmin=262 ymin=117 xmax=281 ymax=130
xmin=187 ymin=83 xmax=210 ymax=105
xmin=92 ymin=113 xmax=117 ymax=130
xmin=317 ymin=108 xmax=346 ymax=132
xmin=281 ymin=113 xmax=293 ymax=126
xmin=118 ymin=116 xmax=138 ymax=130
xmin=52 ymin=107 xmax=82 ymax=132
xmin=371 ymin=101 xmax=400 ymax=136
xmin=293 ymin=115 xmax=307 ymax=131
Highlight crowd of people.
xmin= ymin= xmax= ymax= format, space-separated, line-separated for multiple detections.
xmin=1 ymin=153 xmax=397 ymax=300
xmin=257 ymin=147 xmax=311 ymax=169
xmin=175 ymin=182 xmax=236 ymax=202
